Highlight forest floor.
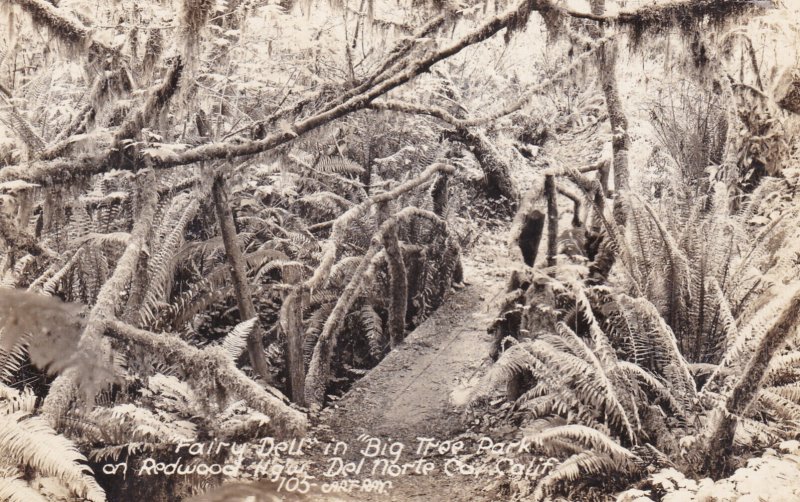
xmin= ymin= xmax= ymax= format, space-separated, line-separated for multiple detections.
xmin=310 ymin=227 xmax=519 ymax=501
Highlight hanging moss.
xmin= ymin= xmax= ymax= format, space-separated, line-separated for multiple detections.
xmin=11 ymin=0 xmax=115 ymax=58
xmin=180 ymin=0 xmax=215 ymax=60
xmin=506 ymin=0 xmax=565 ymax=43
xmin=618 ymin=0 xmax=768 ymax=50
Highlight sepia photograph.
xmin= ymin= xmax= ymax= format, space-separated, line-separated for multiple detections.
xmin=1 ymin=0 xmax=800 ymax=500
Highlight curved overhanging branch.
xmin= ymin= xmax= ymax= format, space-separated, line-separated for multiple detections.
xmin=8 ymin=0 xmax=119 ymax=59
xmin=245 ymin=14 xmax=448 ymax=140
xmin=0 ymin=0 xmax=548 ymax=185
xmin=306 ymin=162 xmax=453 ymax=292
xmin=369 ymin=37 xmax=610 ymax=128
xmin=0 ymin=0 xmax=765 ymax=188
xmin=40 ymin=175 xmax=158 ymax=424
xmin=304 ymin=206 xmax=449 ymax=409
xmin=104 ymin=319 xmax=307 ymax=438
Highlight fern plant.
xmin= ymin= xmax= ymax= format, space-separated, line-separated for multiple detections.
xmin=480 ymin=165 xmax=800 ymax=499
xmin=0 ymin=383 xmax=106 ymax=502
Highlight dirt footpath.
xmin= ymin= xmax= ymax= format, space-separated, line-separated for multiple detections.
xmin=314 ymin=231 xmax=518 ymax=501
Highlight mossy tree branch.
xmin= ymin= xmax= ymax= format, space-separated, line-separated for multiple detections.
xmin=1 ymin=0 xmax=548 ymax=186
xmin=9 ymin=0 xmax=119 ymax=59
xmin=105 ymin=319 xmax=307 ymax=437
xmin=40 ymin=174 xmax=159 ymax=426
xmin=378 ymin=201 xmax=408 ymax=348
xmin=304 ymin=206 xmax=449 ymax=409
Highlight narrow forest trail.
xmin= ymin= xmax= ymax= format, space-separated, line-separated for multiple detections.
xmin=314 ymin=227 xmax=519 ymax=500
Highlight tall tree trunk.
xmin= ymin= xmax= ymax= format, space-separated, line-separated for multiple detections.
xmin=702 ymin=287 xmax=800 ymax=477
xmin=545 ymin=175 xmax=558 ymax=267
xmin=590 ymin=0 xmax=630 ymax=197
xmin=452 ymin=127 xmax=519 ymax=213
xmin=211 ymin=175 xmax=272 ymax=385
xmin=518 ymin=210 xmax=545 ymax=267
xmin=379 ymin=202 xmax=408 ymax=347
xmin=280 ymin=278 xmax=306 ymax=406
xmin=432 ymin=172 xmax=449 ymax=217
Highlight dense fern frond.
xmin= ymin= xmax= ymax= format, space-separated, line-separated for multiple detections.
xmin=532 ymin=451 xmax=635 ymax=502
xmin=615 ymin=361 xmax=686 ymax=420
xmin=214 ymin=400 xmax=271 ymax=440
xmin=221 ymin=317 xmax=257 ymax=360
xmin=304 ymin=303 xmax=335 ymax=365
xmin=0 ymin=336 xmax=28 ymax=384
xmin=0 ymin=384 xmax=36 ymax=415
xmin=708 ymin=278 xmax=739 ymax=349
xmin=614 ymin=294 xmax=696 ymax=401
xmin=706 ymin=282 xmax=800 ymax=391
xmin=490 ymin=338 xmax=637 ymax=442
xmin=327 ymin=256 xmax=363 ymax=288
xmin=100 ymin=403 xmax=196 ymax=443
xmin=255 ymin=259 xmax=310 ymax=282
xmin=359 ymin=304 xmax=385 ymax=358
xmin=758 ymin=390 xmax=800 ymax=423
xmin=0 ymin=477 xmax=49 ymax=502
xmin=526 ymin=424 xmax=639 ymax=459
xmin=315 ymin=156 xmax=365 ymax=175
xmin=0 ymin=411 xmax=106 ymax=502
xmin=140 ymin=198 xmax=200 ymax=325
xmin=767 ymin=383 xmax=800 ymax=404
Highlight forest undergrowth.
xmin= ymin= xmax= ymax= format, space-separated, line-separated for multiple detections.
xmin=1 ymin=0 xmax=800 ymax=500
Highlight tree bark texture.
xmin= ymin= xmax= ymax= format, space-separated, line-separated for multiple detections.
xmin=702 ymin=287 xmax=800 ymax=477
xmin=280 ymin=272 xmax=306 ymax=406
xmin=453 ymin=127 xmax=519 ymax=212
xmin=545 ymin=175 xmax=558 ymax=267
xmin=211 ymin=175 xmax=272 ymax=385
xmin=379 ymin=202 xmax=408 ymax=348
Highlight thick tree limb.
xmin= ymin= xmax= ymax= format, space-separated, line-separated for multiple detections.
xmin=105 ymin=320 xmax=307 ymax=437
xmin=0 ymin=59 xmax=182 ymax=185
xmin=304 ymin=207 xmax=447 ymax=408
xmin=449 ymin=127 xmax=519 ymax=210
xmin=9 ymin=0 xmax=119 ymax=59
xmin=0 ymin=0 xmax=545 ymax=185
xmin=41 ymin=175 xmax=159 ymax=425
xmin=557 ymin=183 xmax=582 ymax=227
xmin=369 ymin=38 xmax=608 ymax=128
xmin=279 ymin=274 xmax=306 ymax=406
xmin=247 ymin=15 xmax=448 ymax=140
xmin=378 ymin=202 xmax=407 ymax=348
